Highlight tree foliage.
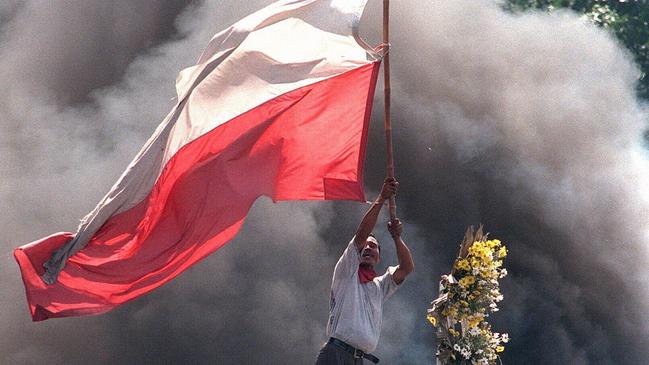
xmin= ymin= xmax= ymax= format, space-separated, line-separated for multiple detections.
xmin=505 ymin=0 xmax=649 ymax=100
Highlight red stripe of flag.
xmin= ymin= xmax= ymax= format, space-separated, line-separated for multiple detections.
xmin=14 ymin=62 xmax=380 ymax=321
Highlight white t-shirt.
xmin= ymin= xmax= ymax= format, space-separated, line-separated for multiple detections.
xmin=325 ymin=238 xmax=402 ymax=353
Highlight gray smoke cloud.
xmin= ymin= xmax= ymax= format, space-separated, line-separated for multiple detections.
xmin=1 ymin=0 xmax=648 ymax=364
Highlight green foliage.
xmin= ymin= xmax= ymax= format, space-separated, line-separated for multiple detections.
xmin=505 ymin=0 xmax=649 ymax=100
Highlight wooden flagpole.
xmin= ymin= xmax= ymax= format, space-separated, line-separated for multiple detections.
xmin=383 ymin=0 xmax=397 ymax=220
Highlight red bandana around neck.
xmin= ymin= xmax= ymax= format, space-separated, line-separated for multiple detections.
xmin=358 ymin=266 xmax=378 ymax=283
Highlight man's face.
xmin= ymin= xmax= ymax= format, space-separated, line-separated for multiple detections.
xmin=360 ymin=238 xmax=380 ymax=266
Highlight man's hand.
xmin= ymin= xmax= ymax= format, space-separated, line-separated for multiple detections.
xmin=379 ymin=178 xmax=398 ymax=201
xmin=353 ymin=178 xmax=399 ymax=249
xmin=387 ymin=218 xmax=403 ymax=238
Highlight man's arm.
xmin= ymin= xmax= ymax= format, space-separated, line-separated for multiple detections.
xmin=387 ymin=218 xmax=414 ymax=285
xmin=353 ymin=178 xmax=398 ymax=250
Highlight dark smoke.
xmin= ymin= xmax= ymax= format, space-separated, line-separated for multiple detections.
xmin=2 ymin=1 xmax=648 ymax=364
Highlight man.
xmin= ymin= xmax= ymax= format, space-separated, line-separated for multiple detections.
xmin=316 ymin=178 xmax=414 ymax=364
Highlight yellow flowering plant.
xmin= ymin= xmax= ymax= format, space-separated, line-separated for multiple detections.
xmin=427 ymin=226 xmax=509 ymax=365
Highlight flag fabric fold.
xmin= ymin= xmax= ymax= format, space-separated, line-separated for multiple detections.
xmin=14 ymin=0 xmax=381 ymax=321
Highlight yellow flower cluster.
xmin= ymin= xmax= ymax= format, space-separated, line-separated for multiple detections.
xmin=429 ymin=235 xmax=510 ymax=365
xmin=454 ymin=258 xmax=470 ymax=271
xmin=467 ymin=239 xmax=502 ymax=264
xmin=498 ymin=246 xmax=507 ymax=258
xmin=456 ymin=239 xmax=507 ymax=283
xmin=458 ymin=275 xmax=475 ymax=288
xmin=467 ymin=313 xmax=483 ymax=328
xmin=426 ymin=313 xmax=437 ymax=327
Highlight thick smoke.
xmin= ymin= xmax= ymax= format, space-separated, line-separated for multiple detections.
xmin=1 ymin=1 xmax=648 ymax=364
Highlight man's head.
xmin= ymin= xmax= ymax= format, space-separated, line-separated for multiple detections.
xmin=360 ymin=234 xmax=380 ymax=267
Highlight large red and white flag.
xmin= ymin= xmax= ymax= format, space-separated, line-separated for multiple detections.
xmin=14 ymin=0 xmax=382 ymax=321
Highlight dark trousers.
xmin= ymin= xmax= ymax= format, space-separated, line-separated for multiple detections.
xmin=315 ymin=342 xmax=364 ymax=365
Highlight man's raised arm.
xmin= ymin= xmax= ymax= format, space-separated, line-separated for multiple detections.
xmin=353 ymin=178 xmax=398 ymax=251
xmin=387 ymin=218 xmax=414 ymax=285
